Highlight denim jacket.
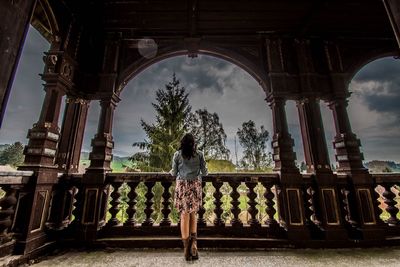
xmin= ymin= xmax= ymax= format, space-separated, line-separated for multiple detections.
xmin=170 ymin=150 xmax=208 ymax=180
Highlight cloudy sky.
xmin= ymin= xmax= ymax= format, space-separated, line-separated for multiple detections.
xmin=1 ymin=27 xmax=400 ymax=164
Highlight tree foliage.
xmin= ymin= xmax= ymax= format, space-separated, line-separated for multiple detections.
xmin=187 ymin=109 xmax=230 ymax=160
xmin=131 ymin=73 xmax=191 ymax=171
xmin=0 ymin=142 xmax=24 ymax=167
xmin=237 ymin=120 xmax=272 ymax=171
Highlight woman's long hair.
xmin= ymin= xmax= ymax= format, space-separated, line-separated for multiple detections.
xmin=180 ymin=133 xmax=196 ymax=159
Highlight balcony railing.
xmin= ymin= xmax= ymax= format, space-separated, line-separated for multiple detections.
xmin=99 ymin=172 xmax=285 ymax=239
xmin=1 ymin=171 xmax=400 ymax=254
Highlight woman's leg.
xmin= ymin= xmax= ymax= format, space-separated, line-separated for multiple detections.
xmin=180 ymin=212 xmax=190 ymax=239
xmin=189 ymin=212 xmax=198 ymax=259
xmin=189 ymin=212 xmax=197 ymax=234
xmin=180 ymin=212 xmax=191 ymax=260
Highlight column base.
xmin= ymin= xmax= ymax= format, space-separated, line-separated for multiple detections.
xmin=359 ymin=226 xmax=385 ymax=241
xmin=286 ymin=227 xmax=311 ymax=241
xmin=323 ymin=227 xmax=349 ymax=241
xmin=14 ymin=232 xmax=49 ymax=255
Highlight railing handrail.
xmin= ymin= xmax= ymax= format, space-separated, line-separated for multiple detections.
xmin=105 ymin=172 xmax=280 ymax=183
xmin=372 ymin=173 xmax=400 ymax=184
xmin=0 ymin=170 xmax=34 ymax=185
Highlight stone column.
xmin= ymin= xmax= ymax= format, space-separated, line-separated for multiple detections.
xmin=0 ymin=0 xmax=37 ymax=126
xmin=266 ymin=95 xmax=310 ymax=240
xmin=268 ymin=97 xmax=298 ymax=173
xmin=14 ymin=44 xmax=76 ymax=253
xmin=328 ymin=98 xmax=366 ymax=174
xmin=87 ymin=97 xmax=118 ymax=173
xmin=296 ymin=98 xmax=331 ymax=175
xmin=15 ymin=84 xmax=65 ymax=254
xmin=327 ymin=97 xmax=385 ymax=240
xmin=76 ymin=94 xmax=119 ymax=242
xmin=296 ymin=97 xmax=349 ymax=240
xmin=56 ymin=97 xmax=90 ymax=174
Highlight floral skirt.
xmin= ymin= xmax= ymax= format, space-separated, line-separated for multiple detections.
xmin=174 ymin=178 xmax=203 ymax=213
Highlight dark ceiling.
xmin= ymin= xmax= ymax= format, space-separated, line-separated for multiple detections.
xmin=95 ymin=0 xmax=394 ymax=39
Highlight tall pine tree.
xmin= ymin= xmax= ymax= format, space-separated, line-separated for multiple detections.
xmin=132 ymin=73 xmax=191 ymax=171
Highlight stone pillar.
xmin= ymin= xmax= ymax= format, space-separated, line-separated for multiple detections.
xmin=328 ymin=98 xmax=366 ymax=174
xmin=13 ymin=43 xmax=76 ymax=253
xmin=0 ymin=0 xmax=37 ymax=127
xmin=87 ymin=97 xmax=118 ymax=173
xmin=296 ymin=97 xmax=348 ymax=240
xmin=76 ymin=94 xmax=119 ymax=242
xmin=15 ymin=85 xmax=65 ymax=254
xmin=328 ymin=97 xmax=385 ymax=240
xmin=266 ymin=95 xmax=310 ymax=240
xmin=56 ymin=97 xmax=90 ymax=174
xmin=296 ymin=98 xmax=331 ymax=175
xmin=268 ymin=97 xmax=298 ymax=173
xmin=382 ymin=0 xmax=400 ymax=49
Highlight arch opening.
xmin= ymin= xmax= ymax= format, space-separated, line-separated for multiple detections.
xmin=348 ymin=56 xmax=400 ymax=173
xmin=117 ymin=48 xmax=268 ymax=94
xmin=111 ymin=54 xmax=274 ymax=173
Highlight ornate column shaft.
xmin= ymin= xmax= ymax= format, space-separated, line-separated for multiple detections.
xmin=268 ymin=97 xmax=298 ymax=173
xmin=87 ymin=96 xmax=119 ymax=173
xmin=15 ymin=46 xmax=75 ymax=254
xmin=22 ymin=86 xmax=63 ymax=167
xmin=327 ymin=96 xmax=385 ymax=239
xmin=77 ymin=94 xmax=119 ymax=242
xmin=328 ymin=98 xmax=366 ymax=174
xmin=297 ymin=98 xmax=331 ymax=174
xmin=266 ymin=95 xmax=309 ymax=240
xmin=56 ymin=97 xmax=90 ymax=173
xmin=265 ymin=38 xmax=310 ymax=240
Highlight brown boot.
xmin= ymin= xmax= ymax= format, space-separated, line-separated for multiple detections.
xmin=182 ymin=237 xmax=192 ymax=261
xmin=190 ymin=233 xmax=199 ymax=260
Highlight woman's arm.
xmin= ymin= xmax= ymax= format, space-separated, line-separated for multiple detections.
xmin=199 ymin=152 xmax=208 ymax=176
xmin=169 ymin=151 xmax=179 ymax=176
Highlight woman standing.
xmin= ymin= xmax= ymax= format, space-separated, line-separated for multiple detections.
xmin=170 ymin=133 xmax=208 ymax=261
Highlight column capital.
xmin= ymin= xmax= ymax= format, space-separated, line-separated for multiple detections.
xmin=99 ymin=93 xmax=121 ymax=108
xmin=327 ymin=97 xmax=349 ymax=109
xmin=265 ymin=93 xmax=286 ymax=104
xmin=66 ymin=96 xmax=90 ymax=106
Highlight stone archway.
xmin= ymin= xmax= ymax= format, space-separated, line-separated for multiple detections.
xmin=116 ymin=38 xmax=269 ymax=94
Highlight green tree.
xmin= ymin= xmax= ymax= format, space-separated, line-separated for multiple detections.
xmin=0 ymin=142 xmax=24 ymax=167
xmin=237 ymin=120 xmax=271 ymax=171
xmin=382 ymin=166 xmax=392 ymax=173
xmin=132 ymin=73 xmax=191 ymax=171
xmin=187 ymin=109 xmax=230 ymax=160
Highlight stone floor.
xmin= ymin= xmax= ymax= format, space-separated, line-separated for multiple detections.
xmin=30 ymin=247 xmax=400 ymax=267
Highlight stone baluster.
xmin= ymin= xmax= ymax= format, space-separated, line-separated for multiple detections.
xmin=142 ymin=181 xmax=155 ymax=226
xmin=160 ymin=181 xmax=172 ymax=226
xmin=262 ymin=182 xmax=278 ymax=227
xmin=212 ymin=180 xmax=224 ymax=227
xmin=382 ymin=184 xmax=399 ymax=226
xmin=46 ymin=178 xmax=77 ymax=230
xmin=229 ymin=181 xmax=243 ymax=227
xmin=197 ymin=181 xmax=207 ymax=227
xmin=107 ymin=182 xmax=122 ymax=226
xmin=246 ymin=181 xmax=261 ymax=227
xmin=124 ymin=181 xmax=139 ymax=226
xmin=339 ymin=185 xmax=359 ymax=229
xmin=0 ymin=185 xmax=17 ymax=244
xmin=71 ymin=184 xmax=84 ymax=227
